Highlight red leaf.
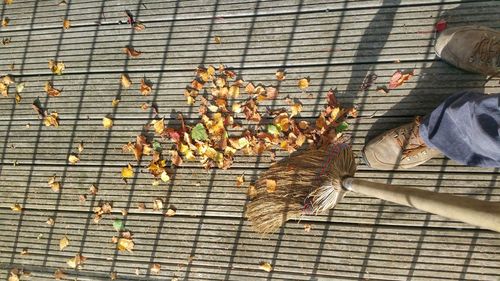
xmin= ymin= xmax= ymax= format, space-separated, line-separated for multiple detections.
xmin=388 ymin=70 xmax=413 ymax=89
xmin=435 ymin=19 xmax=447 ymax=33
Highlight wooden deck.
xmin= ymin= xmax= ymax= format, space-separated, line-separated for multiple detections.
xmin=1 ymin=0 xmax=499 ymax=280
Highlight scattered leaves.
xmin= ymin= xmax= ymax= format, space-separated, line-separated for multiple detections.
xmin=103 ymin=117 xmax=113 ymax=129
xmin=59 ymin=235 xmax=69 ymax=251
xmin=48 ymin=60 xmax=65 ymax=75
xmin=123 ymin=46 xmax=142 ymax=57
xmin=259 ymin=261 xmax=273 ymax=272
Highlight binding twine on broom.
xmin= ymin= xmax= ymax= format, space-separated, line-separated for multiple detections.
xmin=245 ymin=144 xmax=356 ymax=234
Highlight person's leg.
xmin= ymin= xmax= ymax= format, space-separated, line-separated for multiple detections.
xmin=362 ymin=91 xmax=500 ymax=169
xmin=419 ymin=91 xmax=500 ymax=167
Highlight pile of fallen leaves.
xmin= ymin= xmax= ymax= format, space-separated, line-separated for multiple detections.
xmin=123 ymin=65 xmax=357 ymax=183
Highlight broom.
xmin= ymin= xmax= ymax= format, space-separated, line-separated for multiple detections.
xmin=246 ymin=144 xmax=500 ymax=234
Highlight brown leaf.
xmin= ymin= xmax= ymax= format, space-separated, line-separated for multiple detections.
xmin=236 ymin=175 xmax=244 ymax=187
xmin=140 ymin=78 xmax=152 ymax=96
xmin=266 ymin=86 xmax=278 ymax=99
xmin=54 ymin=269 xmax=65 ymax=280
xmin=110 ymin=272 xmax=118 ymax=280
xmin=376 ymin=85 xmax=389 ymax=94
xmin=44 ymin=81 xmax=62 ymax=97
xmin=121 ymin=73 xmax=132 ymax=88
xmin=123 ymin=46 xmax=142 ymax=58
xmin=140 ymin=103 xmax=149 ymax=111
xmin=133 ymin=21 xmax=145 ymax=31
xmin=304 ymin=223 xmax=312 ymax=232
xmin=153 ymin=198 xmax=163 ymax=211
xmin=245 ymin=82 xmax=255 ymax=95
xmin=46 ymin=217 xmax=55 ymax=225
xmin=0 ymin=82 xmax=8 ymax=97
xmin=15 ymin=92 xmax=22 ymax=104
xmin=137 ymin=202 xmax=146 ymax=211
xmin=2 ymin=75 xmax=14 ymax=85
xmin=20 ymin=248 xmax=28 ymax=255
xmin=63 ymin=19 xmax=71 ymax=30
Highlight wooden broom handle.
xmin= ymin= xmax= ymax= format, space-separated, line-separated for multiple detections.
xmin=342 ymin=178 xmax=500 ymax=232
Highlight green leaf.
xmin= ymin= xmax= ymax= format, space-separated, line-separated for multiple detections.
xmin=335 ymin=121 xmax=349 ymax=133
xmin=152 ymin=140 xmax=162 ymax=152
xmin=113 ymin=219 xmax=124 ymax=232
xmin=267 ymin=124 xmax=280 ymax=136
xmin=191 ymin=123 xmax=208 ymax=141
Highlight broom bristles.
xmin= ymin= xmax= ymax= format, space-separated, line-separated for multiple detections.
xmin=246 ymin=144 xmax=356 ymax=234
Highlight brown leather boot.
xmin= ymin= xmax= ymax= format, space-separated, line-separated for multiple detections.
xmin=361 ymin=117 xmax=442 ymax=170
xmin=435 ymin=25 xmax=500 ymax=76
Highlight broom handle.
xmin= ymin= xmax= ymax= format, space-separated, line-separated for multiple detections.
xmin=343 ymin=178 xmax=500 ymax=232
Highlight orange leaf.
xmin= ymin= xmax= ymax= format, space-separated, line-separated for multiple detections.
xmin=388 ymin=70 xmax=413 ymax=89
xmin=245 ymin=82 xmax=255 ymax=95
xmin=44 ymin=81 xmax=62 ymax=97
xmin=140 ymin=79 xmax=152 ymax=96
xmin=266 ymin=179 xmax=276 ymax=193
xmin=63 ymin=19 xmax=71 ymax=30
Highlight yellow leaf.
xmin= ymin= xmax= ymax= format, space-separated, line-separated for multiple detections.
xmin=117 ymin=238 xmax=134 ymax=252
xmin=4 ymin=0 xmax=13 ymax=4
xmin=298 ymin=77 xmax=310 ymax=90
xmin=50 ymin=181 xmax=61 ymax=192
xmin=68 ymin=154 xmax=79 ymax=164
xmin=48 ymin=60 xmax=65 ymax=75
xmin=290 ymin=103 xmax=302 ymax=117
xmin=214 ymin=36 xmax=221 ymax=44
xmin=111 ymin=98 xmax=120 ymax=107
xmin=259 ymin=261 xmax=273 ymax=272
xmin=121 ymin=164 xmax=134 ymax=179
xmin=266 ymin=179 xmax=276 ymax=193
xmin=11 ymin=203 xmax=22 ymax=211
xmin=228 ymin=85 xmax=240 ymax=98
xmin=275 ymin=69 xmax=286 ymax=81
xmin=102 ymin=117 xmax=113 ymax=129
xmin=59 ymin=235 xmax=69 ymax=251
xmin=2 ymin=17 xmax=10 ymax=27
xmin=236 ymin=175 xmax=244 ymax=187
xmin=330 ymin=107 xmax=341 ymax=121
xmin=43 ymin=112 xmax=59 ymax=127
xmin=165 ymin=208 xmax=176 ymax=217
xmin=63 ymin=19 xmax=71 ymax=30
xmin=0 ymin=82 xmax=8 ymax=97
xmin=15 ymin=93 xmax=21 ymax=104
xmin=247 ymin=185 xmax=257 ymax=199
xmin=2 ymin=75 xmax=14 ymax=85
xmin=160 ymin=171 xmax=170 ymax=182
xmin=231 ymin=102 xmax=241 ymax=113
xmin=121 ymin=73 xmax=132 ymax=88
xmin=67 ymin=254 xmax=86 ymax=269
xmin=152 ymin=118 xmax=165 ymax=134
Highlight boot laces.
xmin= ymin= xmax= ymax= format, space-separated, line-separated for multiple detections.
xmin=471 ymin=33 xmax=500 ymax=67
xmin=393 ymin=117 xmax=428 ymax=160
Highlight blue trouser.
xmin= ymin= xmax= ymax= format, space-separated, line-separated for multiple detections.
xmin=419 ymin=91 xmax=500 ymax=167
